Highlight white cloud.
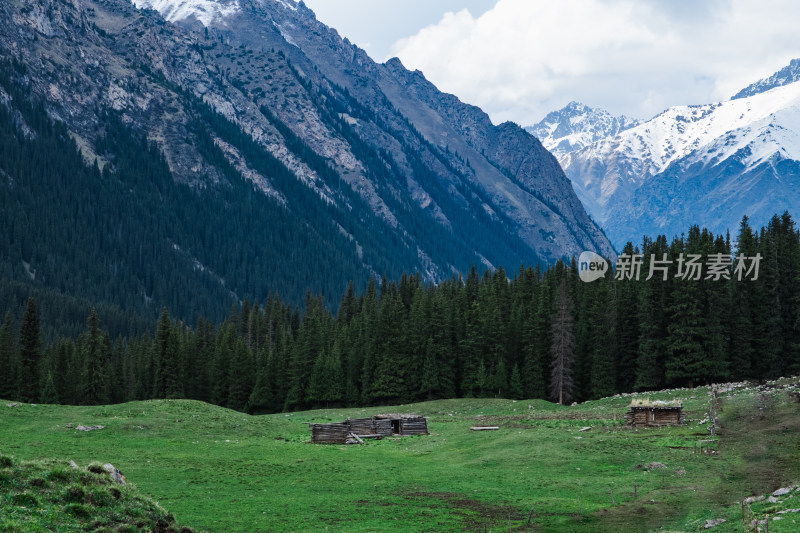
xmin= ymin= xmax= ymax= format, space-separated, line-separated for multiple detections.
xmin=390 ymin=0 xmax=800 ymax=125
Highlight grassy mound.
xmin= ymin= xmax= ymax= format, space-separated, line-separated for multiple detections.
xmin=0 ymin=453 xmax=199 ymax=532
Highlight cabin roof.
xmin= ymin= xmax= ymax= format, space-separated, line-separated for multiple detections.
xmin=629 ymin=399 xmax=682 ymax=408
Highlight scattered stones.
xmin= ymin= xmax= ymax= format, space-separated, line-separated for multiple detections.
xmin=775 ymin=508 xmax=800 ymax=514
xmin=744 ymin=495 xmax=765 ymax=505
xmin=773 ymin=487 xmax=793 ymax=497
xmin=69 ymin=460 xmax=78 ymax=469
xmin=766 ymin=496 xmax=779 ymax=503
xmin=702 ymin=518 xmax=726 ymax=528
xmin=579 ymin=426 xmax=592 ymax=432
xmin=75 ymin=425 xmax=105 ymax=432
xmin=675 ymin=468 xmax=686 ymax=477
xmin=6 ymin=402 xmax=20 ymax=407
xmin=65 ymin=423 xmax=73 ymax=429
xmin=102 ymin=463 xmax=126 ymax=485
xmin=646 ymin=462 xmax=667 ymax=469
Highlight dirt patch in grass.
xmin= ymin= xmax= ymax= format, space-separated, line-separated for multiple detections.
xmin=405 ymin=491 xmax=525 ymax=529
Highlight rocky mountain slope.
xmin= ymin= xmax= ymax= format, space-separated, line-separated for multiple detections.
xmin=0 ymin=0 xmax=612 ymax=320
xmin=549 ymin=61 xmax=800 ymax=247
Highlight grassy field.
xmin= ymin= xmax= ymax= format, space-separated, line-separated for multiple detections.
xmin=2 ymin=380 xmax=799 ymax=532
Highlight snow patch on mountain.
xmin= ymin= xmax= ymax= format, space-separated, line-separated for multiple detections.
xmin=275 ymin=0 xmax=298 ymax=11
xmin=131 ymin=0 xmax=240 ymax=26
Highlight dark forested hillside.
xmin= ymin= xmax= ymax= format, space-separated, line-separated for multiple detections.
xmin=2 ymin=214 xmax=798 ymax=409
xmin=0 ymin=61 xmax=372 ymax=322
xmin=0 ymin=0 xmax=613 ymax=328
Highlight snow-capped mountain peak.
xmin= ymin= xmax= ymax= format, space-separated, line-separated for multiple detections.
xmin=732 ymin=58 xmax=800 ymax=100
xmin=131 ymin=0 xmax=241 ymax=26
xmin=526 ymin=101 xmax=639 ymax=159
xmin=596 ymin=80 xmax=800 ymax=179
xmin=557 ymin=60 xmax=800 ymax=248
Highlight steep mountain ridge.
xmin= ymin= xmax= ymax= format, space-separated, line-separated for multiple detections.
xmin=0 ymin=0 xmax=611 ymax=321
xmin=209 ymin=0 xmax=613 ymax=259
xmin=733 ymin=58 xmax=800 ymax=100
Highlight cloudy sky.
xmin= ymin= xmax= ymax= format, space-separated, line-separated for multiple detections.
xmin=302 ymin=0 xmax=800 ymax=126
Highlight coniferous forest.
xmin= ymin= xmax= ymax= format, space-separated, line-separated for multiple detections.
xmin=1 ymin=212 xmax=799 ymax=411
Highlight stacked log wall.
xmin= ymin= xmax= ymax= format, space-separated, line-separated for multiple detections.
xmin=625 ymin=407 xmax=683 ymax=427
xmin=310 ymin=423 xmax=350 ymax=443
xmin=399 ymin=417 xmax=428 ymax=435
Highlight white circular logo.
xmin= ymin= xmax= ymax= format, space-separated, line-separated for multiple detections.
xmin=578 ymin=251 xmax=608 ymax=282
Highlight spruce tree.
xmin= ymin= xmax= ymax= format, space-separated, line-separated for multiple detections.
xmin=665 ymin=230 xmax=709 ymax=387
xmin=79 ymin=309 xmax=111 ymax=405
xmin=247 ymin=357 xmax=273 ymax=414
xmin=18 ymin=297 xmax=41 ymax=403
xmin=493 ymin=357 xmax=508 ymax=398
xmin=227 ymin=337 xmax=254 ymax=411
xmin=549 ymin=280 xmax=575 ymax=405
xmin=476 ymin=359 xmax=488 ymax=397
xmin=458 ymin=302 xmax=482 ymax=397
xmin=0 ymin=311 xmax=18 ymax=400
xmin=508 ymin=363 xmax=523 ymax=400
xmin=370 ymin=287 xmax=409 ymax=403
xmin=419 ymin=338 xmax=440 ymax=400
xmin=153 ymin=308 xmax=183 ymax=399
xmin=634 ymin=238 xmax=668 ymax=391
xmin=523 ymin=277 xmax=549 ymax=400
xmin=588 ymin=278 xmax=617 ymax=400
xmin=431 ymin=289 xmax=456 ymax=399
xmin=728 ymin=217 xmax=756 ymax=379
xmin=212 ymin=325 xmax=234 ymax=406
xmin=615 ymin=243 xmax=640 ymax=392
xmin=752 ymin=226 xmax=783 ymax=378
xmin=39 ymin=371 xmax=59 ymax=404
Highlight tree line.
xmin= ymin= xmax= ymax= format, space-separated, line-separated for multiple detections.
xmin=1 ymin=213 xmax=798 ymax=410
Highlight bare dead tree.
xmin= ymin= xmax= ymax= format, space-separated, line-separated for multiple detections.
xmin=550 ymin=279 xmax=575 ymax=405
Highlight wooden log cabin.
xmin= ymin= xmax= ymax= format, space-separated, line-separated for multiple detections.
xmin=624 ymin=400 xmax=684 ymax=427
xmin=309 ymin=414 xmax=428 ymax=443
xmin=309 ymin=422 xmax=350 ymax=444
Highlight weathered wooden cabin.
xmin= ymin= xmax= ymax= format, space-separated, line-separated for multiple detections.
xmin=309 ymin=422 xmax=350 ymax=444
xmin=625 ymin=400 xmax=684 ymax=427
xmin=374 ymin=414 xmax=429 ymax=436
xmin=310 ymin=414 xmax=428 ymax=444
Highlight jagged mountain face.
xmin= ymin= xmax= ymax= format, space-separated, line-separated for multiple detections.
xmin=732 ymin=58 xmax=800 ymax=100
xmin=526 ymin=101 xmax=639 ymax=159
xmin=555 ymin=61 xmax=800 ymax=247
xmin=0 ymin=0 xmax=612 ymax=319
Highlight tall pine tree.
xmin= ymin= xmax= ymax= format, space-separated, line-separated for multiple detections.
xmin=18 ymin=297 xmax=41 ymax=403
xmin=549 ymin=280 xmax=575 ymax=405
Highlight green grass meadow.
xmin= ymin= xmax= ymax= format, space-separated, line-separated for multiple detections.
xmin=2 ymin=380 xmax=800 ymax=532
